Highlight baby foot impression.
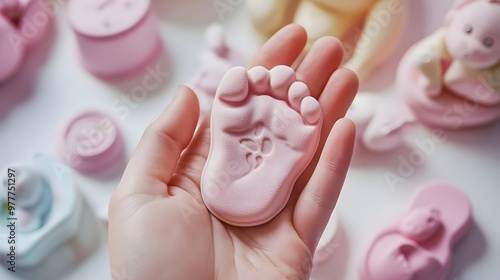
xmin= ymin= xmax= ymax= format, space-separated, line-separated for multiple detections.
xmin=361 ymin=182 xmax=472 ymax=280
xmin=201 ymin=66 xmax=322 ymax=226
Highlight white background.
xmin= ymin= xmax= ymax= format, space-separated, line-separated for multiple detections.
xmin=1 ymin=0 xmax=499 ymax=279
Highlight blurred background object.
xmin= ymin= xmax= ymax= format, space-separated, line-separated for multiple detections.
xmin=247 ymin=0 xmax=410 ymax=84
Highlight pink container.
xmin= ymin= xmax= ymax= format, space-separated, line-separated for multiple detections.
xmin=68 ymin=0 xmax=163 ymax=80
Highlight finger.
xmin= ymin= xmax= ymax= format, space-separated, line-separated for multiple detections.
xmin=289 ymin=68 xmax=358 ymax=205
xmin=293 ymin=119 xmax=356 ymax=249
xmin=117 ymin=86 xmax=200 ymax=196
xmin=169 ymin=111 xmax=212 ymax=193
xmin=248 ymin=24 xmax=307 ymax=69
xmin=317 ymin=68 xmax=359 ymax=140
xmin=295 ymin=36 xmax=344 ymax=98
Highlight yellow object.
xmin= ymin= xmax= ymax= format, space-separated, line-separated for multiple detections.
xmin=247 ymin=0 xmax=410 ymax=82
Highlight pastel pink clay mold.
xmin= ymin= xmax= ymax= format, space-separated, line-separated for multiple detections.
xmin=361 ymin=182 xmax=472 ymax=280
xmin=201 ymin=66 xmax=322 ymax=227
xmin=68 ymin=0 xmax=162 ymax=80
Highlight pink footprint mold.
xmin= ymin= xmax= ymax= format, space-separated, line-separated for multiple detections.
xmin=201 ymin=66 xmax=322 ymax=227
xmin=350 ymin=0 xmax=500 ymax=152
xmin=0 ymin=0 xmax=52 ymax=84
xmin=68 ymin=0 xmax=163 ymax=80
xmin=189 ymin=24 xmax=247 ymax=122
xmin=360 ymin=182 xmax=472 ymax=280
xmin=314 ymin=211 xmax=340 ymax=266
xmin=58 ymin=110 xmax=125 ymax=174
xmin=0 ymin=155 xmax=82 ymax=267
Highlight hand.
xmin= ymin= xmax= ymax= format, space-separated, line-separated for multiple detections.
xmin=109 ymin=24 xmax=358 ymax=280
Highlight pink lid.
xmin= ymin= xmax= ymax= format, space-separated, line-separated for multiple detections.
xmin=68 ymin=0 xmax=150 ymax=38
xmin=0 ymin=15 xmax=25 ymax=83
xmin=59 ymin=111 xmax=124 ymax=174
xmin=68 ymin=0 xmax=162 ymax=80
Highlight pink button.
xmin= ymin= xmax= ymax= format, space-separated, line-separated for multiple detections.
xmin=58 ymin=111 xmax=124 ymax=174
xmin=0 ymin=15 xmax=25 ymax=83
xmin=68 ymin=0 xmax=163 ymax=80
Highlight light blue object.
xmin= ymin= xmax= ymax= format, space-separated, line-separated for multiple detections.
xmin=0 ymin=154 xmax=82 ymax=268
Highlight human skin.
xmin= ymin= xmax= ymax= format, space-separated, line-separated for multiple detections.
xmin=108 ymin=24 xmax=358 ymax=280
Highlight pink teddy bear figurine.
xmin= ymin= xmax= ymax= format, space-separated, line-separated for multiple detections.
xmin=350 ymin=0 xmax=500 ymax=152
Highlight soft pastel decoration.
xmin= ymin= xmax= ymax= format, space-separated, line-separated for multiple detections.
xmin=57 ymin=110 xmax=125 ymax=174
xmin=201 ymin=66 xmax=322 ymax=226
xmin=246 ymin=0 xmax=410 ymax=82
xmin=360 ymin=182 xmax=471 ymax=280
xmin=0 ymin=155 xmax=82 ymax=267
xmin=349 ymin=0 xmax=500 ymax=152
xmin=68 ymin=0 xmax=163 ymax=80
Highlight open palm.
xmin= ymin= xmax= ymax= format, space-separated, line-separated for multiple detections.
xmin=109 ymin=24 xmax=358 ymax=280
